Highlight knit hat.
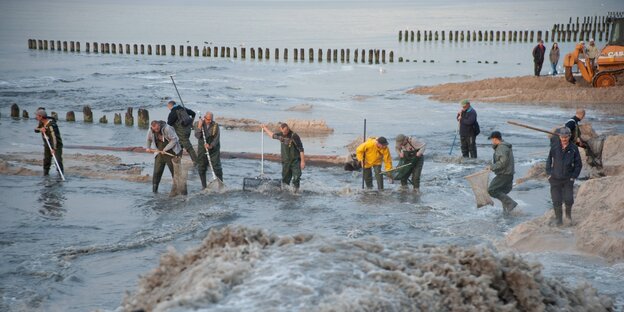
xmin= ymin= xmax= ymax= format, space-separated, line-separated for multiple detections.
xmin=377 ymin=137 xmax=388 ymax=146
xmin=556 ymin=127 xmax=571 ymax=137
xmin=460 ymin=99 xmax=470 ymax=107
xmin=395 ymin=134 xmax=406 ymax=144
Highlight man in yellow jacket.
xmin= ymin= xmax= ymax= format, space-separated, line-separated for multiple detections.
xmin=356 ymin=137 xmax=393 ymax=190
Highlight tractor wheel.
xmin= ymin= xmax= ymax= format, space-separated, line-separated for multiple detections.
xmin=592 ymin=73 xmax=616 ymax=88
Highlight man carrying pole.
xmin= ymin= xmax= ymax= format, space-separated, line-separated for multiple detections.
xmin=195 ymin=111 xmax=223 ymax=188
xmin=146 ymin=120 xmax=181 ymax=193
xmin=261 ymin=122 xmax=305 ymax=192
xmin=167 ymin=100 xmax=197 ymax=164
xmin=34 ymin=108 xmax=64 ymax=179
xmin=356 ymin=136 xmax=393 ymax=190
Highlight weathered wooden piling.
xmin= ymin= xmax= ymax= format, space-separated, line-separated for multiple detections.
xmin=186 ymin=46 xmax=191 ymax=57
xmin=410 ymin=30 xmax=415 ymax=42
xmin=346 ymin=49 xmax=350 ymax=62
xmin=100 ymin=43 xmax=104 ymax=53
xmin=99 ymin=115 xmax=108 ymax=124
xmin=241 ymin=47 xmax=246 ymax=59
xmin=227 ymin=47 xmax=231 ymax=58
xmin=354 ymin=49 xmax=358 ymax=63
xmin=56 ymin=40 xmax=61 ymax=51
xmin=74 ymin=41 xmax=81 ymax=51
xmin=399 ymin=30 xmax=403 ymax=42
xmin=449 ymin=31 xmax=453 ymax=41
xmin=22 ymin=110 xmax=29 ymax=119
xmin=333 ymin=49 xmax=338 ymax=62
xmin=140 ymin=44 xmax=144 ymax=54
xmin=112 ymin=44 xmax=117 ymax=54
xmin=265 ymin=48 xmax=270 ymax=60
xmin=293 ymin=48 xmax=297 ymax=61
xmin=360 ymin=49 xmax=365 ymax=63
xmin=125 ymin=44 xmax=130 ymax=54
xmin=398 ymin=57 xmax=404 ymax=62
xmin=258 ymin=47 xmax=263 ymax=59
xmin=37 ymin=40 xmax=43 ymax=50
xmin=368 ymin=49 xmax=373 ymax=64
xmin=318 ymin=48 xmax=322 ymax=62
xmin=417 ymin=31 xmax=421 ymax=42
xmin=274 ymin=48 xmax=278 ymax=60
xmin=43 ymin=40 xmax=48 ymax=50
xmin=161 ymin=45 xmax=166 ymax=56
xmin=171 ymin=45 xmax=176 ymax=56
xmin=442 ymin=31 xmax=445 ymax=41
xmin=50 ymin=40 xmax=55 ymax=50
xmin=251 ymin=47 xmax=256 ymax=59
xmin=66 ymin=111 xmax=75 ymax=122
xmin=381 ymin=50 xmax=386 ymax=63
xmin=125 ymin=108 xmax=134 ymax=126
xmin=389 ymin=51 xmax=394 ymax=63
xmin=299 ymin=48 xmax=304 ymax=61
xmin=133 ymin=44 xmax=138 ymax=55
xmin=221 ymin=46 xmax=225 ymax=57
xmin=83 ymin=106 xmax=93 ymax=123
xmin=62 ymin=41 xmax=68 ymax=51
xmin=10 ymin=104 xmax=19 ymax=118
xmin=282 ymin=48 xmax=286 ymax=60
xmin=194 ymin=46 xmax=199 ymax=57
xmin=137 ymin=108 xmax=149 ymax=128
xmin=340 ymin=49 xmax=345 ymax=62
xmin=114 ymin=113 xmax=121 ymax=124
xmin=374 ymin=50 xmax=379 ymax=64
xmin=309 ymin=48 xmax=314 ymax=62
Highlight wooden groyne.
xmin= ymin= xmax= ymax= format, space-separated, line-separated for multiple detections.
xmin=398 ymin=12 xmax=623 ymax=43
xmin=26 ymin=40 xmax=395 ymax=64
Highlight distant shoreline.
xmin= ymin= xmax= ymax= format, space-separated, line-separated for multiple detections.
xmin=408 ymin=75 xmax=624 ymax=115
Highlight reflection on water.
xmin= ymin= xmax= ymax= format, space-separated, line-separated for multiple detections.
xmin=37 ymin=179 xmax=66 ymax=219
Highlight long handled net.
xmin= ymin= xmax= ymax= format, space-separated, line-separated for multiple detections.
xmin=243 ymin=128 xmax=282 ymax=191
xmin=464 ymin=169 xmax=494 ymax=208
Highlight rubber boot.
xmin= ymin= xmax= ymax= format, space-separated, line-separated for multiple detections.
xmin=152 ymin=184 xmax=158 ymax=193
xmin=565 ymin=204 xmax=573 ymax=224
xmin=43 ymin=169 xmax=50 ymax=176
xmin=501 ymin=195 xmax=518 ymax=214
xmin=553 ymin=205 xmax=563 ymax=226
xmin=199 ymin=172 xmax=207 ymax=189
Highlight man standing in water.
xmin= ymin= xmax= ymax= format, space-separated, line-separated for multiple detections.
xmin=394 ymin=134 xmax=425 ymax=194
xmin=486 ymin=131 xmax=517 ymax=214
xmin=146 ymin=120 xmax=182 ymax=193
xmin=167 ymin=100 xmax=197 ymax=164
xmin=34 ymin=108 xmax=64 ymax=176
xmin=532 ymin=39 xmax=546 ymax=76
xmin=457 ymin=99 xmax=478 ymax=158
xmin=195 ymin=111 xmax=223 ymax=188
xmin=261 ymin=123 xmax=305 ymax=191
xmin=356 ymin=136 xmax=393 ymax=190
xmin=546 ymin=127 xmax=582 ymax=226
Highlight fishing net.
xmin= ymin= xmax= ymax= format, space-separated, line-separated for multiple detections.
xmin=170 ymin=157 xmax=189 ymax=196
xmin=465 ymin=169 xmax=494 ymax=208
xmin=392 ymin=158 xmax=417 ymax=180
xmin=243 ymin=177 xmax=282 ymax=191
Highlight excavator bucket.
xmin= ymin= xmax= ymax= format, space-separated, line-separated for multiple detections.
xmin=564 ymin=66 xmax=576 ymax=83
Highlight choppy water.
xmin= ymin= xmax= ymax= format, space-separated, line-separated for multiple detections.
xmin=1 ymin=0 xmax=623 ymax=311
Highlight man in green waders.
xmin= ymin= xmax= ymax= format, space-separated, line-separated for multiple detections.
xmin=167 ymin=100 xmax=197 ymax=164
xmin=146 ymin=120 xmax=182 ymax=193
xmin=486 ymin=131 xmax=518 ymax=214
xmin=194 ymin=111 xmax=223 ymax=188
xmin=261 ymin=123 xmax=305 ymax=192
xmin=394 ymin=134 xmax=426 ymax=194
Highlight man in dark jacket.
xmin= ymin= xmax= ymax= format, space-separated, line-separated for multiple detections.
xmin=194 ymin=111 xmax=223 ymax=188
xmin=564 ymin=108 xmax=586 ymax=147
xmin=457 ymin=99 xmax=478 ymax=158
xmin=261 ymin=123 xmax=306 ymax=191
xmin=34 ymin=108 xmax=64 ymax=176
xmin=532 ymin=40 xmax=546 ymax=76
xmin=487 ymin=131 xmax=517 ymax=213
xmin=546 ymin=127 xmax=582 ymax=226
xmin=167 ymin=100 xmax=197 ymax=164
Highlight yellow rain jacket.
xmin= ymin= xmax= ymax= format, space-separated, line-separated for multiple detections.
xmin=356 ymin=137 xmax=393 ymax=170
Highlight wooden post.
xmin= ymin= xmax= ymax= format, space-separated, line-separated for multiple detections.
xmin=63 ymin=41 xmax=68 ymax=51
xmin=489 ymin=30 xmax=494 ymax=41
xmin=43 ymin=40 xmax=48 ymax=50
xmin=429 ymin=31 xmax=433 ymax=41
xmin=265 ymin=48 xmax=269 ymax=60
xmin=37 ymin=40 xmax=42 ymax=50
xmin=449 ymin=31 xmax=453 ymax=41
xmin=404 ymin=30 xmax=408 ymax=41
xmin=484 ymin=31 xmax=488 ymax=41
xmin=161 ymin=44 xmax=166 ymax=55
xmin=126 ymin=44 xmax=130 ymax=54
xmin=85 ymin=42 xmax=89 ymax=52
xmin=496 ymin=31 xmax=500 ymax=41
xmin=56 ymin=40 xmax=61 ymax=51
xmin=399 ymin=30 xmax=402 ymax=42
xmin=99 ymin=115 xmax=108 ymax=124
xmin=241 ymin=47 xmax=246 ymax=59
xmin=293 ymin=48 xmax=298 ymax=61
xmin=221 ymin=46 xmax=225 ymax=57
xmin=194 ymin=46 xmax=199 ymax=57
xmin=333 ymin=49 xmax=338 ymax=62
xmin=417 ymin=30 xmax=421 ymax=42
xmin=234 ymin=47 xmax=238 ymax=58
xmin=389 ymin=51 xmax=394 ymax=63
xmin=83 ymin=105 xmax=93 ymax=123
xmin=478 ymin=31 xmax=483 ymax=41
xmin=171 ymin=45 xmax=176 ymax=56
xmin=467 ymin=31 xmax=470 ymax=42
xmin=346 ymin=48 xmax=350 ymax=62
xmin=340 ymin=49 xmax=345 ymax=62
xmin=410 ymin=30 xmax=414 ymax=42
xmin=134 ymin=44 xmax=138 ymax=55
xmin=544 ymin=30 xmax=549 ymax=42
xmin=537 ymin=30 xmax=542 ymax=42
xmin=251 ymin=47 xmax=256 ymax=59
xmin=22 ymin=110 xmax=29 ymax=119
xmin=112 ymin=43 xmax=117 ymax=54
xmin=274 ymin=48 xmax=278 ymax=60
xmin=460 ymin=31 xmax=464 ymax=41
xmin=573 ymin=31 xmax=578 ymax=41
xmin=125 ymin=108 xmax=134 ymax=126
xmin=368 ymin=49 xmax=373 ymax=64
xmin=258 ymin=47 xmax=263 ymax=60
xmin=299 ymin=48 xmax=304 ymax=61
xmin=353 ymin=49 xmax=358 ymax=63
xmin=10 ymin=103 xmax=19 ymax=118
xmin=530 ymin=31 xmax=534 ymax=42
xmin=282 ymin=48 xmax=287 ymax=60
xmin=187 ymin=46 xmax=191 ymax=57
xmin=114 ymin=113 xmax=121 ymax=124
xmin=147 ymin=45 xmax=152 ymax=55
xmin=227 ymin=47 xmax=231 ymax=57
xmin=524 ymin=30 xmax=529 ymax=42
xmin=140 ymin=44 xmax=144 ymax=54
xmin=360 ymin=49 xmax=365 ymax=63
xmin=137 ymin=108 xmax=149 ymax=128
xmin=381 ymin=50 xmax=386 ymax=63
xmin=502 ymin=31 xmax=506 ymax=41
xmin=442 ymin=30 xmax=445 ymax=41
xmin=435 ymin=31 xmax=439 ymax=41
xmin=513 ymin=31 xmax=517 ymax=42
xmin=66 ymin=111 xmax=75 ymax=122
xmin=100 ymin=43 xmax=104 ymax=53
xmin=309 ymin=48 xmax=314 ymax=62
xmin=318 ymin=48 xmax=322 ymax=62
xmin=94 ymin=42 xmax=98 ymax=53
xmin=213 ymin=46 xmax=217 ymax=57
xmin=398 ymin=57 xmax=403 ymax=62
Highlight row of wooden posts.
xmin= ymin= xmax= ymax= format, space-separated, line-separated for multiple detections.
xmin=9 ymin=103 xmax=150 ymax=128
xmin=26 ymin=40 xmax=395 ymax=64
xmin=398 ymin=28 xmax=611 ymax=43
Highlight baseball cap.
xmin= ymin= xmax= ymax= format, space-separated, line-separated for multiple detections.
xmin=487 ymin=131 xmax=502 ymax=140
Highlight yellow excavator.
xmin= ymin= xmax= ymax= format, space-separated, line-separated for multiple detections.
xmin=564 ymin=17 xmax=624 ymax=87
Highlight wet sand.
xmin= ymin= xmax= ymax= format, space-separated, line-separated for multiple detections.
xmin=408 ymin=75 xmax=624 ymax=115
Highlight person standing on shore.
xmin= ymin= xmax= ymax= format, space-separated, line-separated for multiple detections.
xmin=549 ymin=42 xmax=560 ymax=76
xmin=586 ymin=39 xmax=599 ymax=70
xmin=261 ymin=123 xmax=305 ymax=191
xmin=167 ymin=100 xmax=197 ymax=164
xmin=394 ymin=134 xmax=425 ymax=194
xmin=532 ymin=39 xmax=546 ymax=76
xmin=565 ymin=108 xmax=586 ymax=147
xmin=195 ymin=111 xmax=223 ymax=188
xmin=457 ymin=99 xmax=478 ymax=158
xmin=486 ymin=131 xmax=517 ymax=213
xmin=356 ymin=136 xmax=393 ymax=190
xmin=546 ymin=127 xmax=582 ymax=226
xmin=34 ymin=108 xmax=64 ymax=176
xmin=146 ymin=120 xmax=182 ymax=193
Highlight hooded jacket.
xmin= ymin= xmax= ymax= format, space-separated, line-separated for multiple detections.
xmin=356 ymin=138 xmax=393 ymax=171
xmin=491 ymin=141 xmax=514 ymax=176
xmin=146 ymin=121 xmax=182 ymax=154
xmin=546 ymin=142 xmax=582 ymax=180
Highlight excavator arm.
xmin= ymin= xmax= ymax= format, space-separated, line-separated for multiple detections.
xmin=563 ymin=43 xmax=594 ymax=84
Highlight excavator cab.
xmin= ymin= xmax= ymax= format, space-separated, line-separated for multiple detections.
xmin=564 ymin=17 xmax=624 ymax=87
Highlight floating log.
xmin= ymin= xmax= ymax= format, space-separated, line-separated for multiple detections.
xmin=114 ymin=113 xmax=122 ymax=124
xmin=83 ymin=106 xmax=93 ymax=123
xmin=125 ymin=107 xmax=134 ymax=126
xmin=11 ymin=103 xmax=19 ymax=118
xmin=66 ymin=111 xmax=75 ymax=122
xmin=137 ymin=108 xmax=149 ymax=129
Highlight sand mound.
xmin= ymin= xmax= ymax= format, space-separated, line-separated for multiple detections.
xmin=285 ymin=103 xmax=313 ymax=112
xmin=123 ymin=226 xmax=613 ymax=312
xmin=408 ymin=76 xmax=624 ymax=114
xmin=0 ymin=159 xmax=39 ymax=176
xmin=601 ymin=135 xmax=624 ymax=176
xmin=216 ymin=117 xmax=333 ymax=135
xmin=516 ymin=162 xmax=547 ymax=184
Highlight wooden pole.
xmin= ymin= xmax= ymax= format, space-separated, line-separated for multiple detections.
xmin=125 ymin=108 xmax=134 ymax=126
xmin=10 ymin=104 xmax=19 ymax=118
xmin=137 ymin=108 xmax=149 ymax=128
xmin=83 ymin=105 xmax=93 ymax=123
xmin=114 ymin=113 xmax=121 ymax=124
xmin=66 ymin=111 xmax=75 ymax=122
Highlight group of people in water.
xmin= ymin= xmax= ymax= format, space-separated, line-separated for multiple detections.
xmin=34 ymin=100 xmax=586 ymax=226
